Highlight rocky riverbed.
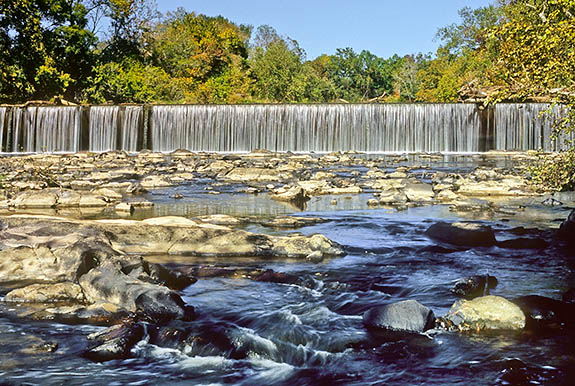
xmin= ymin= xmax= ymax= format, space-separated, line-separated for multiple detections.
xmin=0 ymin=150 xmax=574 ymax=385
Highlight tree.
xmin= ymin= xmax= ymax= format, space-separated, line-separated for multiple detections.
xmin=392 ymin=55 xmax=421 ymax=102
xmin=415 ymin=4 xmax=503 ymax=102
xmin=250 ymin=36 xmax=308 ymax=102
xmin=489 ymin=0 xmax=575 ymax=105
xmin=327 ymin=48 xmax=401 ymax=102
xmin=148 ymin=10 xmax=251 ymax=103
xmin=0 ymin=0 xmax=97 ymax=102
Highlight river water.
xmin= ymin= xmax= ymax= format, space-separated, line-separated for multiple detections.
xmin=0 ymin=156 xmax=574 ymax=385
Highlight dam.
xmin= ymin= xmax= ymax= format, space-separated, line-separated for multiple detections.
xmin=0 ymin=103 xmax=571 ymax=153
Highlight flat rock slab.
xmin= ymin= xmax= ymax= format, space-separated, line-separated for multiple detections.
xmin=0 ymin=215 xmax=345 ymax=259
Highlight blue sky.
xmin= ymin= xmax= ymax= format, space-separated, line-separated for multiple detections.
xmin=155 ymin=0 xmax=494 ymax=59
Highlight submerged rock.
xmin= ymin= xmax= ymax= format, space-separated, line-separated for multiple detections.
xmin=363 ymin=300 xmax=435 ymax=333
xmin=451 ymin=275 xmax=498 ymax=299
xmin=443 ymin=295 xmax=525 ymax=331
xmin=512 ymin=295 xmax=575 ymax=330
xmin=496 ymin=238 xmax=548 ymax=249
xmin=425 ymin=222 xmax=496 ymax=247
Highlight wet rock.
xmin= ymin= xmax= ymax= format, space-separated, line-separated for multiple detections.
xmin=24 ymin=303 xmax=130 ymax=326
xmin=84 ymin=322 xmax=145 ymax=362
xmin=270 ymin=185 xmax=310 ymax=204
xmin=443 ymin=295 xmax=525 ymax=331
xmin=4 ymin=282 xmax=86 ymax=303
xmin=130 ymin=199 xmax=154 ymax=208
xmin=376 ymin=189 xmax=408 ymax=205
xmin=79 ymin=263 xmax=191 ymax=322
xmin=425 ymin=222 xmax=496 ymax=247
xmin=126 ymin=182 xmax=147 ymax=194
xmin=21 ymin=341 xmax=59 ymax=355
xmin=512 ymin=295 xmax=575 ymax=329
xmin=135 ymin=291 xmax=195 ymax=323
xmin=115 ymin=202 xmax=134 ymax=214
xmin=252 ymin=269 xmax=299 ymax=285
xmin=496 ymin=238 xmax=548 ymax=249
xmin=562 ymin=288 xmax=575 ymax=303
xmin=451 ymin=275 xmax=498 ymax=298
xmin=367 ymin=198 xmax=379 ymax=207
xmin=558 ymin=209 xmax=575 ymax=247
xmin=140 ymin=175 xmax=173 ymax=188
xmin=436 ymin=189 xmax=459 ymax=202
xmin=170 ymin=193 xmax=184 ymax=199
xmin=363 ymin=300 xmax=435 ymax=333
xmin=542 ymin=197 xmax=563 ymax=206
xmin=147 ymin=262 xmax=196 ymax=291
xmin=270 ymin=233 xmax=344 ymax=259
xmin=404 ymin=182 xmax=435 ymax=203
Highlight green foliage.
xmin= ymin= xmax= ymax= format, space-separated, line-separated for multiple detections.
xmin=529 ymin=148 xmax=575 ymax=191
xmin=149 ymin=10 xmax=251 ymax=103
xmin=489 ymin=0 xmax=575 ymax=103
xmin=326 ymin=48 xmax=401 ymax=102
xmin=0 ymin=0 xmax=97 ymax=102
xmin=85 ymin=60 xmax=175 ymax=103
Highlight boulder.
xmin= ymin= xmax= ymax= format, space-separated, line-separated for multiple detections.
xmin=404 ymin=182 xmax=435 ymax=203
xmin=451 ymin=275 xmax=498 ymax=298
xmin=363 ymin=300 xmax=435 ymax=333
xmin=443 ymin=295 xmax=526 ymax=331
xmin=425 ymin=222 xmax=496 ymax=247
xmin=512 ymin=295 xmax=575 ymax=330
xmin=270 ymin=186 xmax=310 ymax=204
xmin=79 ymin=263 xmax=192 ymax=322
xmin=376 ymin=189 xmax=408 ymax=205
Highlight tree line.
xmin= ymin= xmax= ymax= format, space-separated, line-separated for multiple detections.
xmin=0 ymin=0 xmax=573 ymax=108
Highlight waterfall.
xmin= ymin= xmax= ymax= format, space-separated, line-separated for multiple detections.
xmin=89 ymin=106 xmax=119 ymax=152
xmin=121 ymin=106 xmax=143 ymax=152
xmin=494 ymin=103 xmax=573 ymax=151
xmin=0 ymin=107 xmax=6 ymax=151
xmin=10 ymin=106 xmax=81 ymax=152
xmin=150 ymin=104 xmax=481 ymax=153
xmin=1 ymin=103 xmax=571 ymax=154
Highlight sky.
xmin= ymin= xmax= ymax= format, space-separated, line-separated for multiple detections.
xmin=155 ymin=0 xmax=494 ymax=60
